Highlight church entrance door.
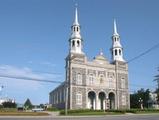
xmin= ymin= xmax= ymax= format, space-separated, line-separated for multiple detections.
xmin=88 ymin=91 xmax=96 ymax=110
xmin=98 ymin=92 xmax=106 ymax=110
xmin=109 ymin=92 xmax=115 ymax=109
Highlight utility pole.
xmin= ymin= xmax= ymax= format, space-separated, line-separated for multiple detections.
xmin=65 ymin=83 xmax=68 ymax=115
xmin=0 ymin=85 xmax=4 ymax=97
xmin=154 ymin=67 xmax=159 ymax=89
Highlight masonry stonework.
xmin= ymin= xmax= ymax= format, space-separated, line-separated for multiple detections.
xmin=49 ymin=7 xmax=130 ymax=110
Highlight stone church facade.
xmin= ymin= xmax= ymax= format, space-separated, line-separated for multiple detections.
xmin=49 ymin=7 xmax=130 ymax=110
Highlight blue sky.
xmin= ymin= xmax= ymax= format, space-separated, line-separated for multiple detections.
xmin=0 ymin=0 xmax=159 ymax=104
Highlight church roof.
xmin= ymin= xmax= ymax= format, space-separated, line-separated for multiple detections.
xmin=93 ymin=50 xmax=109 ymax=64
xmin=94 ymin=54 xmax=107 ymax=61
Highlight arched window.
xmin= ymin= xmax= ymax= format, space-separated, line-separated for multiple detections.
xmin=73 ymin=27 xmax=76 ymax=32
xmin=119 ymin=49 xmax=121 ymax=55
xmin=109 ymin=76 xmax=114 ymax=88
xmin=114 ymin=37 xmax=116 ymax=42
xmin=76 ymin=73 xmax=82 ymax=85
xmin=89 ymin=74 xmax=94 ymax=85
xmin=77 ymin=40 xmax=80 ymax=47
xmin=100 ymin=75 xmax=104 ymax=84
xmin=115 ymin=49 xmax=117 ymax=56
xmin=77 ymin=27 xmax=79 ymax=32
xmin=72 ymin=40 xmax=75 ymax=47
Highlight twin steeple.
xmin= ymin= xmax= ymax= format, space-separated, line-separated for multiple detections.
xmin=69 ymin=6 xmax=83 ymax=54
xmin=111 ymin=19 xmax=125 ymax=62
xmin=69 ymin=7 xmax=125 ymax=62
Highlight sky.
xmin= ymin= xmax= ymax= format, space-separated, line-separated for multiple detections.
xmin=0 ymin=0 xmax=159 ymax=104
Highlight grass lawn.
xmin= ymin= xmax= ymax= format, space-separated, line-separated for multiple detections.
xmin=67 ymin=112 xmax=123 ymax=116
xmin=60 ymin=109 xmax=159 ymax=116
xmin=0 ymin=112 xmax=49 ymax=116
xmin=136 ymin=111 xmax=159 ymax=114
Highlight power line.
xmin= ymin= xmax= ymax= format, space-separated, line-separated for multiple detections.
xmin=0 ymin=43 xmax=158 ymax=89
xmin=0 ymin=74 xmax=156 ymax=90
xmin=33 ymin=70 xmax=62 ymax=75
xmin=127 ymin=42 xmax=159 ymax=63
xmin=0 ymin=74 xmax=156 ymax=89
xmin=0 ymin=75 xmax=62 ymax=84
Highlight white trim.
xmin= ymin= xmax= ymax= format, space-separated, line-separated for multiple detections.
xmin=76 ymin=93 xmax=82 ymax=105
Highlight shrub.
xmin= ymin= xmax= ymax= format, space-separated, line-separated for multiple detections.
xmin=47 ymin=107 xmax=59 ymax=111
xmin=2 ymin=102 xmax=17 ymax=108
xmin=105 ymin=109 xmax=126 ymax=113
xmin=60 ymin=109 xmax=120 ymax=115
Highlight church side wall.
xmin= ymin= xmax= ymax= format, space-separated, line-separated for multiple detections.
xmin=49 ymin=84 xmax=66 ymax=109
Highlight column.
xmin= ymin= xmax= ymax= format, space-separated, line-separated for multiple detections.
xmin=103 ymin=99 xmax=106 ymax=110
xmin=95 ymin=94 xmax=99 ymax=110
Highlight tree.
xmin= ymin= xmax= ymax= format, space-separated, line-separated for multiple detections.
xmin=39 ymin=104 xmax=44 ymax=108
xmin=130 ymin=88 xmax=150 ymax=108
xmin=24 ymin=98 xmax=33 ymax=109
xmin=2 ymin=101 xmax=17 ymax=108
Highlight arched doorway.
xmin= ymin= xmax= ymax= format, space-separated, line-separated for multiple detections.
xmin=98 ymin=92 xmax=106 ymax=110
xmin=109 ymin=92 xmax=115 ymax=109
xmin=88 ymin=91 xmax=96 ymax=109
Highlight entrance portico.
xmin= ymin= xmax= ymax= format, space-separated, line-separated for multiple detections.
xmin=87 ymin=91 xmax=115 ymax=110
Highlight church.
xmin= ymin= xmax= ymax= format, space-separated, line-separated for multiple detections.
xmin=49 ymin=7 xmax=130 ymax=110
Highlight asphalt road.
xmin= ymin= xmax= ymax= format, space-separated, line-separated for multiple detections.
xmin=0 ymin=114 xmax=159 ymax=120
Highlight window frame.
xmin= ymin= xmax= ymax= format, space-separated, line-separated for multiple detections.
xmin=76 ymin=73 xmax=82 ymax=85
xmin=76 ymin=93 xmax=82 ymax=105
xmin=121 ymin=78 xmax=126 ymax=89
xmin=89 ymin=74 xmax=94 ymax=85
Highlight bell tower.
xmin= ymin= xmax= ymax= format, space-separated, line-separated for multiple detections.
xmin=111 ymin=20 xmax=125 ymax=62
xmin=69 ymin=6 xmax=83 ymax=54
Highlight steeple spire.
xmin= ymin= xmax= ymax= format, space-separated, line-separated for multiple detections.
xmin=111 ymin=20 xmax=125 ymax=62
xmin=113 ymin=19 xmax=118 ymax=35
xmin=73 ymin=6 xmax=79 ymax=25
xmin=69 ymin=5 xmax=83 ymax=54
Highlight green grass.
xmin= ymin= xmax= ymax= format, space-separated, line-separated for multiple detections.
xmin=60 ymin=109 xmax=159 ymax=116
xmin=67 ymin=112 xmax=123 ymax=116
xmin=0 ymin=108 xmax=49 ymax=116
xmin=60 ymin=109 xmax=126 ymax=116
xmin=0 ymin=112 xmax=49 ymax=116
xmin=136 ymin=110 xmax=159 ymax=114
xmin=0 ymin=108 xmax=17 ymax=112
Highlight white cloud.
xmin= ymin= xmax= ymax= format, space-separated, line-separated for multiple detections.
xmin=39 ymin=61 xmax=56 ymax=67
xmin=0 ymin=65 xmax=44 ymax=80
xmin=0 ymin=65 xmax=62 ymax=104
xmin=28 ymin=61 xmax=56 ymax=67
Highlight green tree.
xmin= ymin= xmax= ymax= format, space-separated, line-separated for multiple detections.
xmin=2 ymin=101 xmax=17 ymax=108
xmin=130 ymin=88 xmax=150 ymax=108
xmin=24 ymin=98 xmax=33 ymax=109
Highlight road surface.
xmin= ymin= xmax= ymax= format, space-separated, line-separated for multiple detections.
xmin=0 ymin=114 xmax=159 ymax=120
